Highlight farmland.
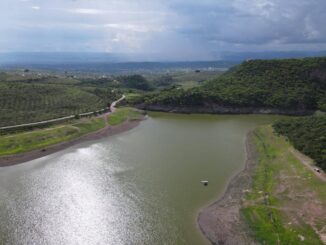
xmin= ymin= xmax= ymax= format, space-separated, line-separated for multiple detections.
xmin=0 ymin=69 xmax=223 ymax=127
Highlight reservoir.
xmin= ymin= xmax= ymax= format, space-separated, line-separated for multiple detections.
xmin=0 ymin=113 xmax=284 ymax=244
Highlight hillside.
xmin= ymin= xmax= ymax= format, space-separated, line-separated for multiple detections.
xmin=273 ymin=116 xmax=326 ymax=171
xmin=136 ymin=57 xmax=326 ymax=114
xmin=0 ymin=82 xmax=115 ymax=127
xmin=0 ymin=70 xmax=225 ymax=127
xmin=0 ymin=72 xmax=128 ymax=127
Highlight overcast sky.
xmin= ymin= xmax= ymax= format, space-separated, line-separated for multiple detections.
xmin=1 ymin=0 xmax=326 ymax=60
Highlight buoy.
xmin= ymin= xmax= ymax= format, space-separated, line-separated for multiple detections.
xmin=200 ymin=180 xmax=208 ymax=186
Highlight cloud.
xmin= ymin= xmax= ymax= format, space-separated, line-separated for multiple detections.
xmin=104 ymin=23 xmax=164 ymax=33
xmin=31 ymin=6 xmax=40 ymax=10
xmin=68 ymin=8 xmax=105 ymax=15
xmin=0 ymin=0 xmax=325 ymax=59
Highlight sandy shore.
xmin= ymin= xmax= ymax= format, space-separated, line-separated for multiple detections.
xmin=197 ymin=131 xmax=259 ymax=245
xmin=0 ymin=118 xmax=144 ymax=167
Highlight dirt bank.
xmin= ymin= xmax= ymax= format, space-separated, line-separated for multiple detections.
xmin=197 ymin=132 xmax=258 ymax=245
xmin=0 ymin=118 xmax=144 ymax=167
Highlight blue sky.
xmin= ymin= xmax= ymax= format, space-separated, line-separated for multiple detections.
xmin=1 ymin=0 xmax=326 ymax=60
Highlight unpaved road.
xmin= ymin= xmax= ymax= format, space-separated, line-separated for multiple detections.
xmin=290 ymin=149 xmax=326 ymax=182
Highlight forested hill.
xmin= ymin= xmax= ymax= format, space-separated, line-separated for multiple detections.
xmin=273 ymin=116 xmax=326 ymax=171
xmin=137 ymin=57 xmax=326 ymax=114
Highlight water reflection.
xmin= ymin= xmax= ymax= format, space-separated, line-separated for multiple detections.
xmin=0 ymin=114 xmax=284 ymax=244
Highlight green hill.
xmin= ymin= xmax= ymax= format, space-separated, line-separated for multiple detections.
xmin=273 ymin=116 xmax=326 ymax=171
xmin=0 ymin=72 xmax=157 ymax=127
xmin=137 ymin=57 xmax=326 ymax=113
xmin=0 ymin=81 xmax=118 ymax=127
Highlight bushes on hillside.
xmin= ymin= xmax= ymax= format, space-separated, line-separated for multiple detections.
xmin=139 ymin=57 xmax=326 ymax=111
xmin=273 ymin=116 xmax=326 ymax=171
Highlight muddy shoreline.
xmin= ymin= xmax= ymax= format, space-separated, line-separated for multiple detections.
xmin=0 ymin=118 xmax=143 ymax=167
xmin=197 ymin=131 xmax=259 ymax=245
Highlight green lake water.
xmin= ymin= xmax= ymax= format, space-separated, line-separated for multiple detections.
xmin=0 ymin=113 xmax=285 ymax=244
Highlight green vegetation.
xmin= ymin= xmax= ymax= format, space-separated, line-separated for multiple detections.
xmin=0 ymin=69 xmax=223 ymax=127
xmin=0 ymin=82 xmax=113 ymax=127
xmin=0 ymin=72 xmax=153 ymax=127
xmin=273 ymin=116 xmax=326 ymax=170
xmin=108 ymin=107 xmax=143 ymax=126
xmin=124 ymin=93 xmax=144 ymax=104
xmin=242 ymin=126 xmax=325 ymax=244
xmin=0 ymin=117 xmax=105 ymax=156
xmin=138 ymin=57 xmax=326 ymax=111
xmin=118 ymin=75 xmax=154 ymax=91
xmin=150 ymin=71 xmax=223 ymax=90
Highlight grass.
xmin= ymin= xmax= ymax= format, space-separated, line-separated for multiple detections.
xmin=0 ymin=107 xmax=142 ymax=157
xmin=108 ymin=107 xmax=143 ymax=126
xmin=177 ymin=80 xmax=200 ymax=90
xmin=241 ymin=126 xmax=325 ymax=244
xmin=125 ymin=93 xmax=143 ymax=104
xmin=0 ymin=117 xmax=105 ymax=156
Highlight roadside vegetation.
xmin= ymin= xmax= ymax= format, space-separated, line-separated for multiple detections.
xmin=242 ymin=126 xmax=326 ymax=244
xmin=0 ymin=117 xmax=105 ymax=156
xmin=137 ymin=57 xmax=326 ymax=112
xmin=273 ymin=116 xmax=326 ymax=171
xmin=108 ymin=107 xmax=143 ymax=126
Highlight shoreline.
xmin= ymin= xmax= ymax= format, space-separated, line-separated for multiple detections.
xmin=0 ymin=118 xmax=144 ymax=167
xmin=136 ymin=104 xmax=313 ymax=116
xmin=197 ymin=131 xmax=258 ymax=245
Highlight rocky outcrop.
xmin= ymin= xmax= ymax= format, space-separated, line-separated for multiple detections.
xmin=136 ymin=103 xmax=314 ymax=116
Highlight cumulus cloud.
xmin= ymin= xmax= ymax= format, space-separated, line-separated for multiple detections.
xmin=0 ymin=0 xmax=325 ymax=59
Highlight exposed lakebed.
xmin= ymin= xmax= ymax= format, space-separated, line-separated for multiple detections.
xmin=0 ymin=113 xmax=285 ymax=244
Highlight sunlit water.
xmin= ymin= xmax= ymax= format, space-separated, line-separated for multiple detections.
xmin=0 ymin=113 xmax=285 ymax=244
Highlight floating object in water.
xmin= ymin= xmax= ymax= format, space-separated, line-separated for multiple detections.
xmin=200 ymin=180 xmax=208 ymax=186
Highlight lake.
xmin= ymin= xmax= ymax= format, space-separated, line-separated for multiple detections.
xmin=0 ymin=113 xmax=285 ymax=244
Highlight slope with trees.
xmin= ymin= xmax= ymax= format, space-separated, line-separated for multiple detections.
xmin=136 ymin=57 xmax=326 ymax=114
xmin=273 ymin=116 xmax=326 ymax=171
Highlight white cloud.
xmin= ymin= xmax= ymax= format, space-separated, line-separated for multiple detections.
xmin=31 ymin=6 xmax=41 ymax=10
xmin=68 ymin=8 xmax=105 ymax=15
xmin=105 ymin=23 xmax=164 ymax=33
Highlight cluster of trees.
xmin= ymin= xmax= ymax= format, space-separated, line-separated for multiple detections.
xmin=118 ymin=75 xmax=154 ymax=91
xmin=138 ymin=57 xmax=326 ymax=111
xmin=153 ymin=75 xmax=175 ymax=87
xmin=80 ymin=75 xmax=154 ymax=91
xmin=273 ymin=116 xmax=326 ymax=171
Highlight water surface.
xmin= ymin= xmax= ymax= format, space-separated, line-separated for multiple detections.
xmin=0 ymin=113 xmax=284 ymax=244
